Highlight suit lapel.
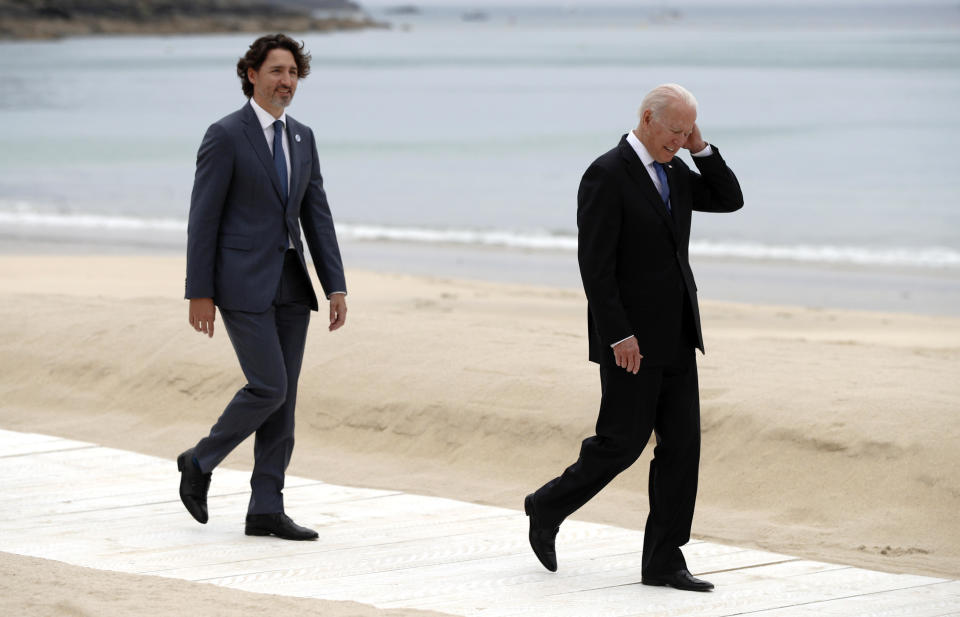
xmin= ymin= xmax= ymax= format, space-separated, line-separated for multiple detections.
xmin=285 ymin=116 xmax=306 ymax=205
xmin=618 ymin=138 xmax=677 ymax=238
xmin=240 ymin=102 xmax=285 ymax=204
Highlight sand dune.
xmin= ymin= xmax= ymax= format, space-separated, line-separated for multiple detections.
xmin=1 ymin=255 xmax=958 ymax=614
xmin=0 ymin=552 xmax=450 ymax=617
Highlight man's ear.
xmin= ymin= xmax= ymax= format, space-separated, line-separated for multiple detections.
xmin=247 ymin=67 xmax=257 ymax=86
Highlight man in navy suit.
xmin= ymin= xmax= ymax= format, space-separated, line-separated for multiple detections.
xmin=179 ymin=34 xmax=347 ymax=540
xmin=524 ymin=84 xmax=743 ymax=590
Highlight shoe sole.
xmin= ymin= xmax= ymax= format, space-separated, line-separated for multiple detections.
xmin=245 ymin=528 xmax=318 ymax=540
xmin=641 ymin=578 xmax=714 ymax=592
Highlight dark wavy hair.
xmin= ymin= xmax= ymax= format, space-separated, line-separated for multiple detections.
xmin=236 ymin=34 xmax=312 ymax=98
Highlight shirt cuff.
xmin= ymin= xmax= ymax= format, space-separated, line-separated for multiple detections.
xmin=327 ymin=291 xmax=346 ymax=298
xmin=610 ymin=334 xmax=634 ymax=348
xmin=691 ymin=143 xmax=713 ymax=157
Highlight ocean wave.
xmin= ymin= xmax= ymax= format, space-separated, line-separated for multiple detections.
xmin=0 ymin=209 xmax=186 ymax=231
xmin=688 ymin=241 xmax=960 ymax=270
xmin=336 ymin=224 xmax=960 ymax=270
xmin=2 ymin=209 xmax=957 ymax=270
xmin=338 ymin=223 xmax=578 ymax=251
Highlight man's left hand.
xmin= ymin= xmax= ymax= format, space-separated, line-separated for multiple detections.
xmin=329 ymin=293 xmax=347 ymax=331
xmin=683 ymin=123 xmax=707 ymax=153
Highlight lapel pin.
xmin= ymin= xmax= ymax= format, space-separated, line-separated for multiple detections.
xmin=294 ymin=134 xmax=301 ymax=143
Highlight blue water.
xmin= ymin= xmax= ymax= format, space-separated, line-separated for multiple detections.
xmin=1 ymin=3 xmax=959 ymax=271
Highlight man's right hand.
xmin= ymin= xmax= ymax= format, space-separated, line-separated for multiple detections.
xmin=189 ymin=297 xmax=216 ymax=338
xmin=612 ymin=336 xmax=643 ymax=374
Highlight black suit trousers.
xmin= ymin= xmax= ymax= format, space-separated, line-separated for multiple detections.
xmin=194 ymin=250 xmax=313 ymax=515
xmin=532 ymin=311 xmax=701 ymax=576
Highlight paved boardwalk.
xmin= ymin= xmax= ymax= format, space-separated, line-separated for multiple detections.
xmin=1 ymin=429 xmax=957 ymax=616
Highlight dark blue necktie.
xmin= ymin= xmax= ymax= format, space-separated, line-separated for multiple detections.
xmin=652 ymin=161 xmax=671 ymax=213
xmin=272 ymin=119 xmax=288 ymax=204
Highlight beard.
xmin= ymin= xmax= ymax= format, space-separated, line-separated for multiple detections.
xmin=271 ymin=90 xmax=294 ymax=108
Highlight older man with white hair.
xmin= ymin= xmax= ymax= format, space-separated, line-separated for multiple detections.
xmin=523 ymin=84 xmax=743 ymax=592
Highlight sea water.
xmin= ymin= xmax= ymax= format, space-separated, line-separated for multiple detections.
xmin=1 ymin=2 xmax=958 ymax=309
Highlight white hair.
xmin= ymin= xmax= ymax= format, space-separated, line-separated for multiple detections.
xmin=638 ymin=83 xmax=698 ymax=119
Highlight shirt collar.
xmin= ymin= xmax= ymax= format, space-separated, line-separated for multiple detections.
xmin=626 ymin=129 xmax=656 ymax=168
xmin=249 ymin=97 xmax=286 ymax=130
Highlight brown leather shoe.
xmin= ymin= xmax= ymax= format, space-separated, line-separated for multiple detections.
xmin=642 ymin=568 xmax=714 ymax=592
xmin=245 ymin=513 xmax=318 ymax=541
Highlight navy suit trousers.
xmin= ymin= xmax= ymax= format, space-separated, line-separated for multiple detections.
xmin=194 ymin=251 xmax=313 ymax=515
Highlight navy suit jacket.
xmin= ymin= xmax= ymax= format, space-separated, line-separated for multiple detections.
xmin=185 ymin=102 xmax=346 ymax=312
xmin=578 ymin=136 xmax=743 ymax=367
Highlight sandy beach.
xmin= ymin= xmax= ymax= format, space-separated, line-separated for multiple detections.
xmin=1 ymin=254 xmax=958 ymax=614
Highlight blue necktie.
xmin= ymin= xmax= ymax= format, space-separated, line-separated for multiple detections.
xmin=652 ymin=161 xmax=671 ymax=213
xmin=272 ymin=119 xmax=288 ymax=204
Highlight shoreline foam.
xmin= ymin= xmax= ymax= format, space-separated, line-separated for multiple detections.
xmin=3 ymin=209 xmax=959 ymax=271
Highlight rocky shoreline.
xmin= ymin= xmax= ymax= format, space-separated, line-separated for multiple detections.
xmin=0 ymin=1 xmax=388 ymax=40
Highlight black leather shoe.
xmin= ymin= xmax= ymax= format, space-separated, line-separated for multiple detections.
xmin=177 ymin=448 xmax=211 ymax=524
xmin=524 ymin=494 xmax=558 ymax=572
xmin=641 ymin=569 xmax=715 ymax=592
xmin=245 ymin=513 xmax=319 ymax=541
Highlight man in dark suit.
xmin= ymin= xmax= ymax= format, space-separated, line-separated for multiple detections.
xmin=178 ymin=34 xmax=347 ymax=541
xmin=524 ymin=84 xmax=743 ymax=590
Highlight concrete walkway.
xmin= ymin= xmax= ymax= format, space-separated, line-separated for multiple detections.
xmin=1 ymin=429 xmax=957 ymax=616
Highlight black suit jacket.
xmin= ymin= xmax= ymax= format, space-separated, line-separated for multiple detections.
xmin=185 ymin=102 xmax=346 ymax=313
xmin=578 ymin=135 xmax=743 ymax=367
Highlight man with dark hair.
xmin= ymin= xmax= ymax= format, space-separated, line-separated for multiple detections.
xmin=236 ymin=33 xmax=311 ymax=98
xmin=523 ymin=84 xmax=743 ymax=590
xmin=178 ymin=33 xmax=347 ymax=541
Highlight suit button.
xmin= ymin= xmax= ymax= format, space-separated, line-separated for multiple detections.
xmin=278 ymin=246 xmax=285 ymax=252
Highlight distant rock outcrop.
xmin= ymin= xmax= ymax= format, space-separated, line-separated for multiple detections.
xmin=0 ymin=0 xmax=388 ymax=39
